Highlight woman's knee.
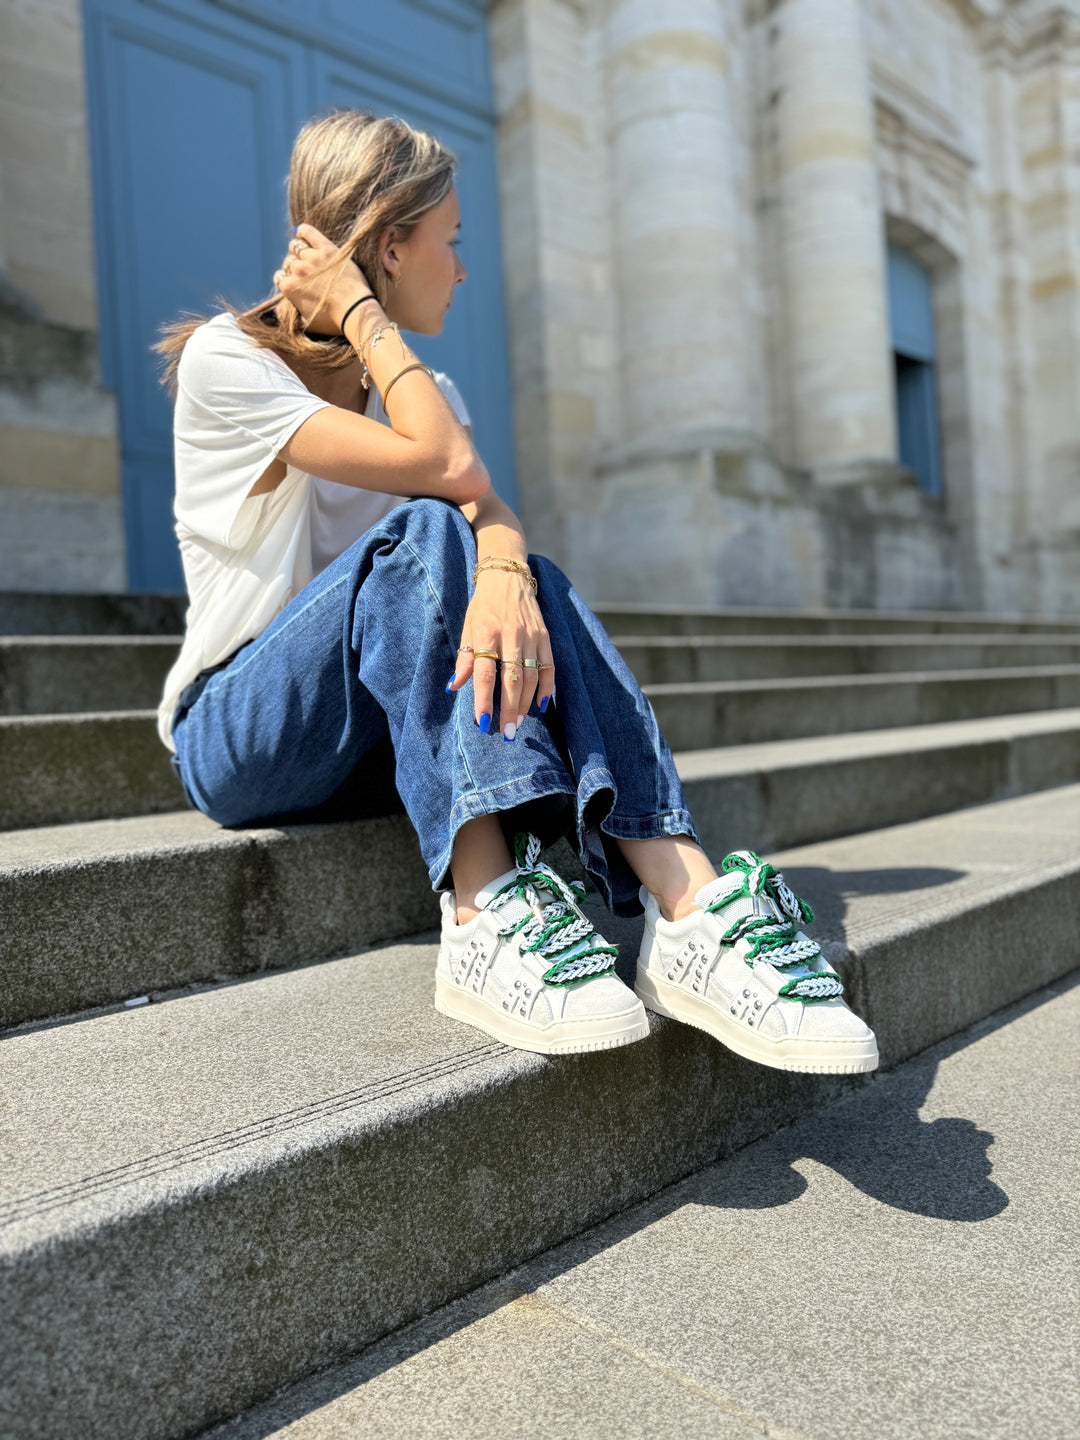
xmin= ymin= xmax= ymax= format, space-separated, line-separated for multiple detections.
xmin=399 ymin=496 xmax=476 ymax=557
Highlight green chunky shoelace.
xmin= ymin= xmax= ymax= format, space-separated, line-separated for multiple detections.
xmin=482 ymin=832 xmax=618 ymax=987
xmin=703 ymin=849 xmax=843 ymax=1003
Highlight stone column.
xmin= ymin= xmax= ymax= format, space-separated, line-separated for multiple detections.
xmin=772 ymin=0 xmax=896 ymax=480
xmin=606 ymin=0 xmax=749 ymax=439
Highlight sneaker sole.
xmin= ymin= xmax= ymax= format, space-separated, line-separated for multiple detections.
xmin=434 ymin=973 xmax=651 ymax=1056
xmin=634 ymin=968 xmax=879 ymax=1074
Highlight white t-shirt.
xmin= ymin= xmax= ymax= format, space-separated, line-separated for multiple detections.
xmin=157 ymin=311 xmax=471 ymax=752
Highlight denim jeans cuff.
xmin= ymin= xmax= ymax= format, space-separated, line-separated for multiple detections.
xmin=430 ymin=770 xmax=580 ymax=894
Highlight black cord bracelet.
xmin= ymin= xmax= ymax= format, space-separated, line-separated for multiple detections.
xmin=338 ymin=294 xmax=379 ymax=340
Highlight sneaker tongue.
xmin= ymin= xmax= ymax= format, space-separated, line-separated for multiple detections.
xmin=693 ymin=872 xmax=779 ymax=922
xmin=474 ymin=866 xmax=530 ymax=920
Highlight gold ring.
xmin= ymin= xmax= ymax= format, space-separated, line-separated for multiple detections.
xmin=473 ymin=649 xmax=499 ymax=661
xmin=522 ymin=658 xmax=540 ymax=669
xmin=457 ymin=644 xmax=474 ymax=653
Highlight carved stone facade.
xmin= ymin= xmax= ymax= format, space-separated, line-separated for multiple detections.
xmin=3 ymin=0 xmax=1079 ymax=613
xmin=491 ymin=0 xmax=1080 ymax=613
xmin=0 ymin=0 xmax=126 ymax=588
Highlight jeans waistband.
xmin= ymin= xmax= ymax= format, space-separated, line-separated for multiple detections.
xmin=174 ymin=637 xmax=255 ymax=728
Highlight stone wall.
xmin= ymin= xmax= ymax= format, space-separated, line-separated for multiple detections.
xmin=489 ymin=0 xmax=1080 ymax=615
xmin=2 ymin=0 xmax=1077 ymax=613
xmin=0 ymin=0 xmax=125 ymax=590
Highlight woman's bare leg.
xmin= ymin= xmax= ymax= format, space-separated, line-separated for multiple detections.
xmin=449 ymin=813 xmax=515 ymax=923
xmin=611 ymin=833 xmax=718 ymax=923
xmin=451 ymin=821 xmax=718 ymax=926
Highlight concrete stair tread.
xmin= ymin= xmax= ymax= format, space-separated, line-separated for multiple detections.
xmin=644 ymin=662 xmax=1080 ymax=694
xmin=0 ymin=806 xmax=249 ymax=871
xmin=199 ymin=974 xmax=1080 ymax=1440
xmin=4 ymin=709 xmax=1079 ymax=1031
xmin=0 ymin=636 xmax=178 ymax=647
xmin=5 ymin=706 xmax=1078 ymax=872
xmin=4 ymin=785 xmax=1079 ymax=1438
xmin=611 ymin=631 xmax=1080 ymax=647
xmin=5 ymin=780 xmax=1079 ymax=1216
xmin=673 ymin=706 xmax=1080 ymax=776
xmin=593 ymin=600 xmax=1080 ymax=628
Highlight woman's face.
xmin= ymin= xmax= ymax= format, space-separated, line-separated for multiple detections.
xmin=381 ymin=186 xmax=466 ymax=335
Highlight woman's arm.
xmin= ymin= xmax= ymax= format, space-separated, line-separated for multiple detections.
xmin=272 ymin=224 xmax=489 ymax=506
xmin=458 ymin=454 xmax=529 ymax=568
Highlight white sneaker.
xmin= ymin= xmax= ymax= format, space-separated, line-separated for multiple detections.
xmin=435 ymin=832 xmax=650 ymax=1055
xmin=635 ymin=849 xmax=878 ymax=1074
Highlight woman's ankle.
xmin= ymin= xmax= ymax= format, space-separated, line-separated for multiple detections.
xmin=449 ymin=812 xmax=515 ymax=927
xmin=453 ymin=896 xmax=482 ymax=925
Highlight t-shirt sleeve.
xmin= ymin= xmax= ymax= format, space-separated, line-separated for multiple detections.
xmin=432 ymin=370 xmax=472 ymax=429
xmin=173 ymin=317 xmax=332 ymax=548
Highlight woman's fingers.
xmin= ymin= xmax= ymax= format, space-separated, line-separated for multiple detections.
xmin=448 ymin=594 xmax=555 ymax=735
xmin=470 ymin=653 xmax=498 ymax=733
xmin=499 ymin=632 xmax=529 ymax=740
xmin=294 ymin=222 xmax=331 ymax=251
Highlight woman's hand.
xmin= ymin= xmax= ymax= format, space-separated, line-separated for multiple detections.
xmin=273 ymin=223 xmax=374 ymax=334
xmin=447 ymin=568 xmax=556 ymax=739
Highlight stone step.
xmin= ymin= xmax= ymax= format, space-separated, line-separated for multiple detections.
xmin=647 ymin=664 xmax=1080 ymax=749
xmin=0 ymin=637 xmax=178 ymax=715
xmin=3 ymin=784 xmax=1078 ymax=1440
xmin=611 ymin=633 xmax=1080 ymax=685
xmin=0 ymin=591 xmax=185 ymax=636
xmin=3 ymin=590 xmax=1079 ymax=640
xmin=8 ymin=663 xmax=1080 ymax=830
xmin=8 ymin=633 xmax=1080 ymax=717
xmin=593 ymin=601 xmax=1080 ymax=637
xmin=4 ymin=710 xmax=1078 ymax=1029
xmin=0 ymin=711 xmax=184 ymax=830
xmin=199 ymin=974 xmax=1080 ymax=1440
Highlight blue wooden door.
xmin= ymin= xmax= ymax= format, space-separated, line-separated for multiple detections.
xmin=82 ymin=0 xmax=515 ymax=592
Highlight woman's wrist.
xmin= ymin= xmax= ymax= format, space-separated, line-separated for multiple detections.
xmin=474 ymin=555 xmax=535 ymax=593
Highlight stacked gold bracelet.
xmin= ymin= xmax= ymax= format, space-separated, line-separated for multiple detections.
xmin=342 ymin=315 xmax=435 ymax=403
xmin=474 ymin=556 xmax=537 ymax=594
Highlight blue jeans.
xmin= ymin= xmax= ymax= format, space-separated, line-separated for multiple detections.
xmin=170 ymin=497 xmax=701 ymax=916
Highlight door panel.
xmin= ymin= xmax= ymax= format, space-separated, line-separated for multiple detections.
xmin=84 ymin=1 xmax=304 ymax=589
xmin=83 ymin=0 xmax=514 ymax=589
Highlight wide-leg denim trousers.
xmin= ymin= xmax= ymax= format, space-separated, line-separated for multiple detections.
xmin=170 ymin=496 xmax=702 ymax=916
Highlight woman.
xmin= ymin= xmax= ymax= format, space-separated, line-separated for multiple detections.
xmin=155 ymin=109 xmax=876 ymax=1073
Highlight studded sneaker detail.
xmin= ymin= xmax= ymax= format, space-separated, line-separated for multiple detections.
xmin=435 ymin=832 xmax=650 ymax=1055
xmin=635 ymin=849 xmax=878 ymax=1074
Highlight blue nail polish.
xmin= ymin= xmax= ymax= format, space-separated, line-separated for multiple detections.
xmin=540 ymin=695 xmax=549 ymax=713
xmin=292 ymin=225 xmax=298 ymax=235
xmin=479 ymin=712 xmax=491 ymax=733
xmin=445 ymin=675 xmax=456 ymax=693
xmin=503 ymin=731 xmax=516 ymax=743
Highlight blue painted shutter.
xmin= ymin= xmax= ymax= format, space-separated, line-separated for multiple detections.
xmin=887 ymin=244 xmax=943 ymax=496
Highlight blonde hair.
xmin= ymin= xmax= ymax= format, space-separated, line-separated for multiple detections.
xmin=153 ymin=109 xmax=457 ymax=395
